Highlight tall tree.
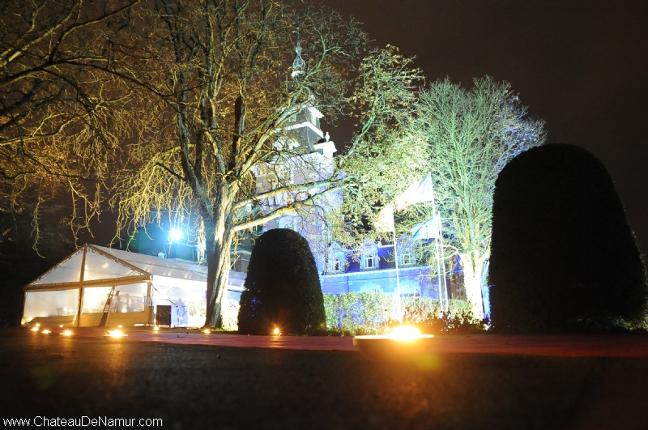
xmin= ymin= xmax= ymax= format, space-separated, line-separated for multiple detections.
xmin=404 ymin=77 xmax=545 ymax=319
xmin=107 ymin=1 xmax=422 ymax=327
xmin=0 ymin=0 xmax=138 ymax=240
xmin=331 ymin=46 xmax=427 ymax=247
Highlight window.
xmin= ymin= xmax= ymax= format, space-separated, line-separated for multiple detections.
xmin=113 ymin=294 xmax=145 ymax=313
xmin=401 ymin=252 xmax=413 ymax=266
xmin=364 ymin=254 xmax=376 ymax=269
xmin=328 ymin=256 xmax=344 ymax=273
xmin=334 ymin=258 xmax=342 ymax=272
xmin=267 ymin=178 xmax=279 ymax=205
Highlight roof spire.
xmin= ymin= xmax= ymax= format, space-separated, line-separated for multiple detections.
xmin=291 ymin=30 xmax=305 ymax=79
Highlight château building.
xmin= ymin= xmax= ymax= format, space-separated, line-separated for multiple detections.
xmin=248 ymin=96 xmax=448 ymax=303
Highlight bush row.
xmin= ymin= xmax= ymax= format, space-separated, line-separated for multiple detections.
xmin=323 ymin=292 xmax=485 ymax=335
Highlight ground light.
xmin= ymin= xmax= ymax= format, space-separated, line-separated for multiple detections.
xmin=30 ymin=326 xmax=40 ymax=332
xmin=271 ymin=326 xmax=282 ymax=336
xmin=202 ymin=328 xmax=211 ymax=335
xmin=40 ymin=328 xmax=51 ymax=335
xmin=389 ymin=325 xmax=424 ymax=342
xmin=353 ymin=325 xmax=435 ymax=357
xmin=61 ymin=329 xmax=74 ymax=337
xmin=105 ymin=328 xmax=127 ymax=338
xmin=153 ymin=325 xmax=160 ymax=332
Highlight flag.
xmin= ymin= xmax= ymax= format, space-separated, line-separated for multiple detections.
xmin=375 ymin=202 xmax=395 ymax=233
xmin=411 ymin=216 xmax=441 ymax=240
xmin=395 ymin=173 xmax=435 ymax=210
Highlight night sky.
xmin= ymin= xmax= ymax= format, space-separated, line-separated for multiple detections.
xmin=324 ymin=0 xmax=648 ymax=255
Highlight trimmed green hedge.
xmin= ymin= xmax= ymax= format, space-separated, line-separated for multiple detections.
xmin=490 ymin=144 xmax=647 ymax=332
xmin=238 ymin=229 xmax=325 ymax=335
xmin=324 ymin=292 xmax=392 ymax=334
xmin=323 ymin=293 xmax=485 ymax=334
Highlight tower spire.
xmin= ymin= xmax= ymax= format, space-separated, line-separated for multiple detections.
xmin=291 ymin=31 xmax=305 ymax=78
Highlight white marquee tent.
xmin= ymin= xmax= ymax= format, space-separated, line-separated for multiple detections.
xmin=22 ymin=244 xmax=243 ymax=328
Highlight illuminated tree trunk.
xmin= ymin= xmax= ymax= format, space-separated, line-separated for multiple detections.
xmin=203 ymin=188 xmax=235 ymax=328
xmin=460 ymin=252 xmax=486 ymax=320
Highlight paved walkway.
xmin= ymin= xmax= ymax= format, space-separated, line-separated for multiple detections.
xmin=55 ymin=327 xmax=648 ymax=358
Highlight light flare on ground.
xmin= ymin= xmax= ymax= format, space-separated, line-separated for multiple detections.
xmin=389 ymin=325 xmax=424 ymax=342
xmin=353 ymin=325 xmax=436 ymax=356
xmin=105 ymin=328 xmax=127 ymax=338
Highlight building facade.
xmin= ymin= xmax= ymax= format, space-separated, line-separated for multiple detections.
xmin=247 ymin=95 xmax=448 ymax=303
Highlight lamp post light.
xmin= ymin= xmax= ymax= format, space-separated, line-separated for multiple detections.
xmin=167 ymin=227 xmax=184 ymax=259
xmin=169 ymin=228 xmax=183 ymax=243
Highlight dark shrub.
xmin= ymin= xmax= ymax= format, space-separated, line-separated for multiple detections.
xmin=237 ymin=228 xmax=325 ymax=334
xmin=490 ymin=144 xmax=647 ymax=332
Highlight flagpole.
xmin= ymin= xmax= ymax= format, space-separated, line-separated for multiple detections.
xmin=429 ymin=177 xmax=448 ymax=312
xmin=392 ymin=228 xmax=402 ymax=322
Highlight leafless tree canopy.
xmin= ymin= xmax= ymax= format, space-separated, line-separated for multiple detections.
xmin=96 ymin=0 xmax=412 ymax=325
xmin=0 ymin=0 xmax=139 ymax=241
xmin=401 ymin=77 xmax=546 ymax=318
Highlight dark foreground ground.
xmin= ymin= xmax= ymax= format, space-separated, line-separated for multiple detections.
xmin=2 ymin=330 xmax=648 ymax=430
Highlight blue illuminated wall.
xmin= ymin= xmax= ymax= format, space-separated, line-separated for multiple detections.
xmin=320 ymin=242 xmax=449 ymax=299
xmin=321 ymin=265 xmax=443 ymax=299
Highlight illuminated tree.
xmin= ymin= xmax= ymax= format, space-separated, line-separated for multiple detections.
xmin=106 ymin=1 xmax=422 ymax=327
xmin=404 ymin=77 xmax=545 ymax=319
xmin=331 ymin=47 xmax=427 ymax=246
xmin=0 ymin=0 xmax=139 ymax=240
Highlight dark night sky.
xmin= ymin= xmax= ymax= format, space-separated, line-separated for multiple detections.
xmin=324 ymin=0 xmax=648 ymax=255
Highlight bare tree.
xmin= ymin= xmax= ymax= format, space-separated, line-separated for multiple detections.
xmin=105 ymin=0 xmax=421 ymax=327
xmin=332 ymin=46 xmax=428 ymax=246
xmin=405 ymin=77 xmax=545 ymax=319
xmin=0 ymin=0 xmax=139 ymax=241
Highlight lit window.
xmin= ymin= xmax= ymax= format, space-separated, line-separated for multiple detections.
xmin=334 ymin=258 xmax=342 ymax=272
xmin=401 ymin=253 xmax=413 ymax=266
xmin=365 ymin=254 xmax=375 ymax=269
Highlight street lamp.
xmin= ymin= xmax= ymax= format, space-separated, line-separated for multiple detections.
xmin=169 ymin=228 xmax=183 ymax=243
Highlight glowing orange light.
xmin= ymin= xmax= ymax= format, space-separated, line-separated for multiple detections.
xmin=152 ymin=325 xmax=160 ymax=332
xmin=389 ymin=325 xmax=422 ymax=342
xmin=41 ymin=328 xmax=52 ymax=335
xmin=271 ymin=326 xmax=282 ymax=336
xmin=58 ymin=324 xmax=64 ymax=328
xmin=106 ymin=329 xmax=127 ymax=338
xmin=61 ymin=329 xmax=74 ymax=337
xmin=202 ymin=328 xmax=211 ymax=335
xmin=30 ymin=326 xmax=40 ymax=332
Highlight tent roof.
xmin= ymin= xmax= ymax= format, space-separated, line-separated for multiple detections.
xmin=93 ymin=245 xmax=207 ymax=282
xmin=27 ymin=244 xmax=208 ymax=289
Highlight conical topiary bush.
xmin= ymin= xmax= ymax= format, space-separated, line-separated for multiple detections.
xmin=238 ymin=228 xmax=325 ymax=334
xmin=489 ymin=144 xmax=646 ymax=331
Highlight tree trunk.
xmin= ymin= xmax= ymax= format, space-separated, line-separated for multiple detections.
xmin=203 ymin=190 xmax=235 ymax=328
xmin=460 ymin=252 xmax=486 ymax=320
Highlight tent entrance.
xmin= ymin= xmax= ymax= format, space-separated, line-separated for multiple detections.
xmin=156 ymin=305 xmax=172 ymax=326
